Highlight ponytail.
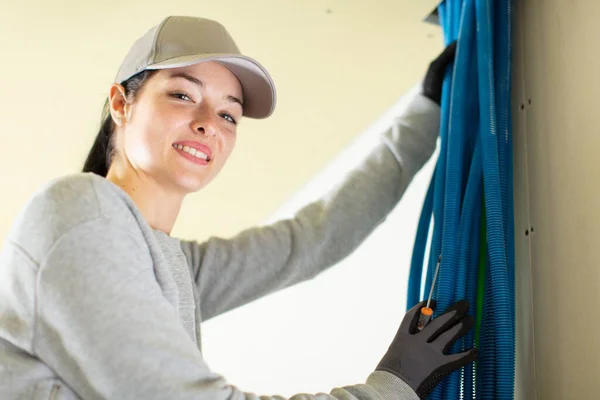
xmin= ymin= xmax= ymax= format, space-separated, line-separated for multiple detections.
xmin=82 ymin=100 xmax=114 ymax=177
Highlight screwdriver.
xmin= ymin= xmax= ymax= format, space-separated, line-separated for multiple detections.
xmin=417 ymin=254 xmax=442 ymax=331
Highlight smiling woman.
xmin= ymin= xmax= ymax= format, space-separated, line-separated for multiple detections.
xmin=0 ymin=15 xmax=475 ymax=400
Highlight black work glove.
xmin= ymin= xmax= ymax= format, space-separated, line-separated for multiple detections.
xmin=421 ymin=41 xmax=457 ymax=105
xmin=375 ymin=300 xmax=477 ymax=399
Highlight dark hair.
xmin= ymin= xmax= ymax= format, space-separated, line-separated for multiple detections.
xmin=82 ymin=70 xmax=158 ymax=177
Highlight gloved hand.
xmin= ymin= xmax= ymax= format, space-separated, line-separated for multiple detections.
xmin=375 ymin=300 xmax=477 ymax=399
xmin=421 ymin=41 xmax=457 ymax=105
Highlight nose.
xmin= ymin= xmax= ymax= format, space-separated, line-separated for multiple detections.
xmin=194 ymin=123 xmax=217 ymax=137
xmin=192 ymin=109 xmax=218 ymax=137
xmin=195 ymin=126 xmax=215 ymax=136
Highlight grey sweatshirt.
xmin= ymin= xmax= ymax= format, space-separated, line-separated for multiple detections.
xmin=0 ymin=91 xmax=440 ymax=400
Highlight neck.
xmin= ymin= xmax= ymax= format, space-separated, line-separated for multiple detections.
xmin=106 ymin=163 xmax=184 ymax=235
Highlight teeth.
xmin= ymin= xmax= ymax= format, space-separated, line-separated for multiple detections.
xmin=173 ymin=144 xmax=209 ymax=161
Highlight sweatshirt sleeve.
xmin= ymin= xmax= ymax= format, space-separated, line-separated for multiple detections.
xmin=32 ymin=218 xmax=419 ymax=400
xmin=180 ymin=90 xmax=441 ymax=322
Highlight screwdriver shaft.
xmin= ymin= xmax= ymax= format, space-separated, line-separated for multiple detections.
xmin=426 ymin=255 xmax=442 ymax=309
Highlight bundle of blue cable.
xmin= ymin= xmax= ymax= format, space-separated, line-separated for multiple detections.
xmin=406 ymin=0 xmax=515 ymax=399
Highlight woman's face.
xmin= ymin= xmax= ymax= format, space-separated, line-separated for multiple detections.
xmin=111 ymin=61 xmax=243 ymax=193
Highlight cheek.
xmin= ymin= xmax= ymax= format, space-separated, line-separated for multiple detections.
xmin=220 ymin=132 xmax=237 ymax=161
xmin=123 ymin=128 xmax=160 ymax=168
xmin=125 ymin=107 xmax=176 ymax=165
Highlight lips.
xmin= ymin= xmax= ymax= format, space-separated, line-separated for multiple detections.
xmin=172 ymin=140 xmax=213 ymax=161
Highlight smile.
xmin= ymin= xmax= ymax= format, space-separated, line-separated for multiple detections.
xmin=172 ymin=144 xmax=210 ymax=161
xmin=172 ymin=143 xmax=213 ymax=166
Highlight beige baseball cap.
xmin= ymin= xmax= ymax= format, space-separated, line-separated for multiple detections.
xmin=114 ymin=16 xmax=276 ymax=119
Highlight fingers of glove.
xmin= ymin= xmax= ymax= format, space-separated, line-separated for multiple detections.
xmin=429 ymin=41 xmax=456 ymax=75
xmin=440 ymin=347 xmax=478 ymax=372
xmin=436 ymin=40 xmax=456 ymax=67
xmin=422 ymin=300 xmax=469 ymax=342
xmin=400 ymin=301 xmax=428 ymax=334
xmin=431 ymin=315 xmax=475 ymax=354
xmin=414 ymin=347 xmax=477 ymax=399
xmin=415 ymin=348 xmax=478 ymax=398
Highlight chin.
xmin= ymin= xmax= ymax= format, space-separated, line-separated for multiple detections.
xmin=175 ymin=177 xmax=209 ymax=193
xmin=170 ymin=172 xmax=212 ymax=194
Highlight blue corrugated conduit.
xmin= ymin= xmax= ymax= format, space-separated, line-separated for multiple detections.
xmin=406 ymin=0 xmax=515 ymax=398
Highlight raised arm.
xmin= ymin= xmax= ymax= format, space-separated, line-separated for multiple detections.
xmin=182 ymin=89 xmax=440 ymax=321
xmin=25 ymin=217 xmax=474 ymax=400
xmin=182 ymin=43 xmax=457 ymax=321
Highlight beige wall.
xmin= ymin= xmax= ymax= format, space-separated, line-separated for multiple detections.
xmin=0 ymin=1 xmax=443 ymax=246
xmin=513 ymin=0 xmax=600 ymax=398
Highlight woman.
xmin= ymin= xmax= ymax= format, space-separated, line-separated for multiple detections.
xmin=0 ymin=16 xmax=475 ymax=400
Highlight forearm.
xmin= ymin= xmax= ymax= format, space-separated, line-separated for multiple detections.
xmin=187 ymin=140 xmax=412 ymax=320
xmin=185 ymin=91 xmax=440 ymax=321
xmin=233 ymin=371 xmax=419 ymax=400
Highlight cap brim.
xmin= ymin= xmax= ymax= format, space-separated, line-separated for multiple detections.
xmin=147 ymin=54 xmax=276 ymax=119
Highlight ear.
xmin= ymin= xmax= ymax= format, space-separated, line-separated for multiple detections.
xmin=108 ymin=83 xmax=129 ymax=126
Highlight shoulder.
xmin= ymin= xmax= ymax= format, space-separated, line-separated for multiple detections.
xmin=14 ymin=173 xmax=102 ymax=229
xmin=6 ymin=173 xmax=140 ymax=263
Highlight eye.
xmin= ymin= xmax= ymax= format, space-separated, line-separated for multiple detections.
xmin=170 ymin=92 xmax=193 ymax=101
xmin=221 ymin=113 xmax=237 ymax=125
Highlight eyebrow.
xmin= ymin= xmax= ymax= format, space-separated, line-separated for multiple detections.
xmin=168 ymin=72 xmax=244 ymax=107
